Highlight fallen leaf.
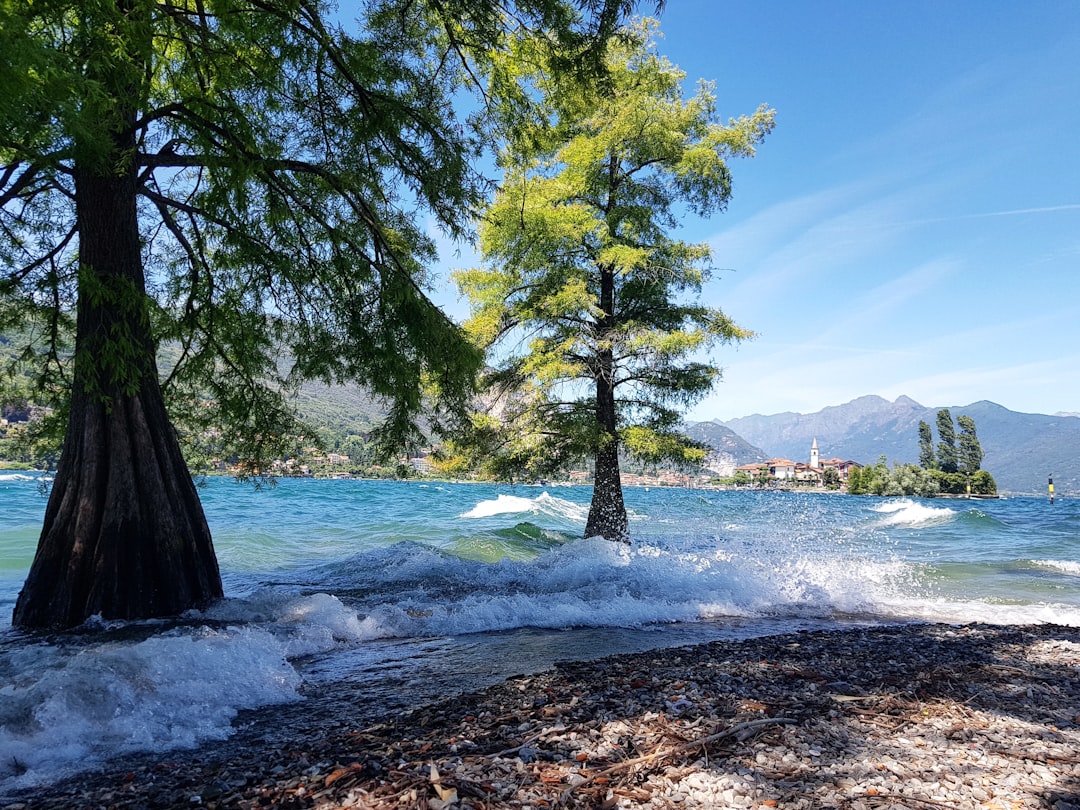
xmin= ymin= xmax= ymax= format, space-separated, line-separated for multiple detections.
xmin=324 ymin=768 xmax=350 ymax=787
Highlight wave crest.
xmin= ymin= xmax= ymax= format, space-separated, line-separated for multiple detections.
xmin=872 ymin=499 xmax=957 ymax=527
xmin=460 ymin=492 xmax=589 ymax=522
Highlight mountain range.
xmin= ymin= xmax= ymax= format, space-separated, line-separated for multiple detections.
xmin=4 ymin=331 xmax=1074 ymax=495
xmin=686 ymin=395 xmax=1079 ymax=495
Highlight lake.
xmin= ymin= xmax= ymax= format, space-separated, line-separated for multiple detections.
xmin=1 ymin=474 xmax=1077 ymax=795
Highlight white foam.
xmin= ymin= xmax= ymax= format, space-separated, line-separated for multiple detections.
xmin=461 ymin=493 xmax=536 ymax=518
xmin=873 ymin=595 xmax=1080 ymax=627
xmin=1033 ymin=559 xmax=1080 ymax=576
xmin=459 ymin=492 xmax=588 ymax=522
xmin=0 ymin=474 xmax=35 ymax=483
xmin=325 ymin=535 xmax=911 ymax=640
xmin=0 ymin=625 xmax=301 ymax=794
xmin=872 ymin=498 xmax=957 ymax=527
xmin=278 ymin=592 xmax=389 ymax=654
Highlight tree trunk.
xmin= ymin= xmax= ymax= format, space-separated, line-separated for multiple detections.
xmin=12 ymin=98 xmax=222 ymax=629
xmin=585 ymin=407 xmax=629 ymax=541
xmin=585 ymin=265 xmax=628 ymax=542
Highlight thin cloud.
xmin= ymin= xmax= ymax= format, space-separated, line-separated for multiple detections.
xmin=887 ymin=203 xmax=1080 ymax=230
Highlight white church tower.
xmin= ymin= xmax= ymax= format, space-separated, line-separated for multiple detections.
xmin=810 ymin=437 xmax=820 ymax=469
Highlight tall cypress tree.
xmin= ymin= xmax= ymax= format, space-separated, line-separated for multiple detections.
xmin=957 ymin=414 xmax=984 ymax=474
xmin=455 ymin=20 xmax=773 ymax=541
xmin=935 ymin=408 xmax=959 ymax=474
xmin=918 ymin=420 xmax=936 ymax=469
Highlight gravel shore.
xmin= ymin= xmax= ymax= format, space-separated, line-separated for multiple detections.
xmin=7 ymin=622 xmax=1080 ymax=810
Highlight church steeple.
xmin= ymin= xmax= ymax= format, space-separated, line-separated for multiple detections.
xmin=810 ymin=437 xmax=820 ymax=469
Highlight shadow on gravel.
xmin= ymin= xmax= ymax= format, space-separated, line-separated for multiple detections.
xmin=11 ymin=623 xmax=1080 ymax=809
xmin=703 ymin=623 xmax=1080 ymax=810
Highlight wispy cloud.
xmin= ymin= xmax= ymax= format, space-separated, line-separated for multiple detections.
xmin=884 ymin=204 xmax=1080 ymax=230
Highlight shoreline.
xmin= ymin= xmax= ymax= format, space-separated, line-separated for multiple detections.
xmin=9 ymin=622 xmax=1080 ymax=810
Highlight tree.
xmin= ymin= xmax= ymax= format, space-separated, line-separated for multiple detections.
xmin=918 ymin=420 xmax=936 ymax=469
xmin=957 ymin=414 xmax=984 ymax=475
xmin=455 ymin=20 xmax=773 ymax=540
xmin=845 ymin=457 xmax=939 ymax=498
xmin=753 ymin=465 xmax=773 ymax=489
xmin=821 ymin=467 xmax=841 ymax=490
xmin=971 ymin=469 xmax=997 ymax=496
xmin=935 ymin=408 xmax=958 ymax=474
xmin=1 ymin=0 xmax=644 ymax=629
xmin=929 ymin=469 xmax=967 ymax=495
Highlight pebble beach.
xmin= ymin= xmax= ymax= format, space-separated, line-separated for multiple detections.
xmin=8 ymin=622 xmax=1080 ymax=810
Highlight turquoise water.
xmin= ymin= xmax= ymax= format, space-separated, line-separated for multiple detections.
xmin=1 ymin=474 xmax=1077 ymax=794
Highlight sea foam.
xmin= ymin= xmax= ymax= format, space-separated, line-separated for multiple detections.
xmin=1033 ymin=559 xmax=1080 ymax=576
xmin=0 ymin=625 xmax=301 ymax=794
xmin=460 ymin=492 xmax=589 ymax=522
xmin=872 ymin=498 xmax=957 ymax=527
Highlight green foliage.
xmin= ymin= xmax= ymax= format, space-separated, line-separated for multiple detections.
xmin=731 ymin=469 xmax=752 ymax=487
xmin=455 ymin=19 xmax=772 ymax=481
xmin=821 ymin=466 xmax=842 ymax=490
xmin=971 ymin=469 xmax=997 ymax=495
xmin=918 ymin=420 xmax=936 ymax=469
xmin=928 ymin=470 xmax=967 ymax=495
xmin=0 ymin=413 xmax=64 ymax=470
xmin=915 ymin=411 xmax=992 ymax=495
xmin=957 ymin=414 xmax=984 ymax=474
xmin=935 ymin=408 xmax=958 ymax=473
xmin=2 ymin=0 xmax=646 ymax=475
xmin=848 ymin=445 xmax=996 ymax=499
xmin=0 ymin=329 xmax=68 ymax=469
xmin=622 ymin=425 xmax=707 ymax=467
xmin=847 ymin=456 xmax=940 ymax=497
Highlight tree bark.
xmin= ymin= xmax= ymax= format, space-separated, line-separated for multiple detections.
xmin=585 ymin=399 xmax=629 ymax=541
xmin=12 ymin=379 xmax=225 ymax=629
xmin=584 ymin=265 xmax=628 ymax=542
xmin=12 ymin=84 xmax=222 ymax=629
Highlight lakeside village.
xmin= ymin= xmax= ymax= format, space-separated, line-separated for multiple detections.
xmin=0 ymin=406 xmax=846 ymax=490
xmin=268 ymin=437 xmax=860 ymax=492
xmin=2 ymin=406 xmax=996 ymax=496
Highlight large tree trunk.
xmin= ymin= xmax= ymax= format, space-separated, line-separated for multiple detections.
xmin=585 ymin=265 xmax=628 ymax=542
xmin=12 ymin=95 xmax=222 ymax=629
xmin=12 ymin=381 xmax=225 ymax=629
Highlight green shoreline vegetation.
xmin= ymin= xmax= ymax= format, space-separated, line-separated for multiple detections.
xmin=2 ymin=395 xmax=1000 ymax=496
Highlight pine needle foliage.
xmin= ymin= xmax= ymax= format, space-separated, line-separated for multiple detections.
xmin=454 ymin=19 xmax=774 ymax=538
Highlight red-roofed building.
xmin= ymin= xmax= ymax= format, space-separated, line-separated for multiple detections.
xmin=768 ymin=458 xmax=797 ymax=480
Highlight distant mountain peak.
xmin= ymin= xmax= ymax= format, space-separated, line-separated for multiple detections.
xmin=706 ymin=395 xmax=1078 ymax=495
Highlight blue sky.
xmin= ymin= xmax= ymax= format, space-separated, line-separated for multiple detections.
xmin=438 ymin=1 xmax=1080 ymax=422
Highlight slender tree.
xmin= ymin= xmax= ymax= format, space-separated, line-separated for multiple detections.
xmin=821 ymin=467 xmax=841 ymax=490
xmin=455 ymin=19 xmax=773 ymax=540
xmin=1 ymin=0 xmax=644 ymax=629
xmin=957 ymin=414 xmax=984 ymax=475
xmin=917 ymin=420 xmax=936 ymax=469
xmin=935 ymin=408 xmax=958 ymax=474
